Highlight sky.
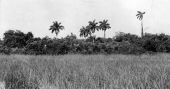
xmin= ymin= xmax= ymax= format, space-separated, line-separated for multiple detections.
xmin=1 ymin=0 xmax=170 ymax=39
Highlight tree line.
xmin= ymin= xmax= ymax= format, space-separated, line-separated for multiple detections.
xmin=1 ymin=11 xmax=170 ymax=55
xmin=1 ymin=28 xmax=170 ymax=55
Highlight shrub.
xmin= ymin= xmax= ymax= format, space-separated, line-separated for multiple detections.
xmin=114 ymin=32 xmax=141 ymax=44
xmin=11 ymin=48 xmax=26 ymax=54
xmin=25 ymin=41 xmax=44 ymax=55
xmin=114 ymin=41 xmax=145 ymax=54
xmin=0 ymin=46 xmax=11 ymax=55
xmin=3 ymin=30 xmax=33 ymax=48
xmin=156 ymin=39 xmax=170 ymax=52
xmin=142 ymin=33 xmax=170 ymax=52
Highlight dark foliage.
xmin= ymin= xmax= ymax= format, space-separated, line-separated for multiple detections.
xmin=3 ymin=30 xmax=33 ymax=48
xmin=142 ymin=33 xmax=170 ymax=52
xmin=0 ymin=46 xmax=11 ymax=55
xmin=114 ymin=41 xmax=145 ymax=54
xmin=114 ymin=32 xmax=142 ymax=45
xmin=0 ymin=39 xmax=3 ymax=45
xmin=2 ymin=30 xmax=170 ymax=55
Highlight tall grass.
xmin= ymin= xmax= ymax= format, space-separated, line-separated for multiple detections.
xmin=0 ymin=54 xmax=170 ymax=89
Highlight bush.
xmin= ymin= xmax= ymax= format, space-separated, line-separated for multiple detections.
xmin=142 ymin=33 xmax=170 ymax=52
xmin=25 ymin=41 xmax=44 ymax=55
xmin=156 ymin=39 xmax=170 ymax=52
xmin=3 ymin=30 xmax=33 ymax=48
xmin=0 ymin=46 xmax=11 ymax=55
xmin=114 ymin=32 xmax=141 ymax=44
xmin=114 ymin=41 xmax=145 ymax=54
xmin=11 ymin=48 xmax=26 ymax=54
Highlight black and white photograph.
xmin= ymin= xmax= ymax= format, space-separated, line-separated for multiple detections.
xmin=0 ymin=0 xmax=170 ymax=89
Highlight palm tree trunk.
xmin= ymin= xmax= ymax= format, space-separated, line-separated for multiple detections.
xmin=89 ymin=34 xmax=94 ymax=43
xmin=104 ymin=30 xmax=106 ymax=38
xmin=55 ymin=31 xmax=59 ymax=37
xmin=92 ymin=34 xmax=95 ymax=43
xmin=141 ymin=21 xmax=144 ymax=38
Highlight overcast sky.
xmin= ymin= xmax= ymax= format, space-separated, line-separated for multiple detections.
xmin=1 ymin=0 xmax=170 ymax=38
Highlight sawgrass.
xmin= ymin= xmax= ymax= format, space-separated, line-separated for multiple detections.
xmin=0 ymin=54 xmax=170 ymax=89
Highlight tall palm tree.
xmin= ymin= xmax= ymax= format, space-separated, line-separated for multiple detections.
xmin=49 ymin=21 xmax=64 ymax=37
xmin=80 ymin=26 xmax=88 ymax=38
xmin=136 ymin=11 xmax=145 ymax=37
xmin=80 ymin=20 xmax=98 ymax=43
xmin=80 ymin=26 xmax=92 ymax=38
xmin=99 ymin=20 xmax=111 ymax=38
xmin=88 ymin=20 xmax=98 ymax=34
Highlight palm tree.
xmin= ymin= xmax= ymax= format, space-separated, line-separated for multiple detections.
xmin=49 ymin=21 xmax=64 ymax=37
xmin=80 ymin=20 xmax=98 ymax=43
xmin=136 ymin=11 xmax=145 ymax=37
xmin=80 ymin=26 xmax=88 ymax=38
xmin=88 ymin=20 xmax=98 ymax=34
xmin=99 ymin=20 xmax=111 ymax=38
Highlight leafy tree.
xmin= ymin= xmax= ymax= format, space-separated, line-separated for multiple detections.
xmin=114 ymin=32 xmax=141 ymax=45
xmin=66 ymin=33 xmax=77 ymax=40
xmin=99 ymin=20 xmax=111 ymax=38
xmin=25 ymin=32 xmax=34 ymax=44
xmin=3 ymin=30 xmax=27 ymax=48
xmin=25 ymin=40 xmax=44 ymax=55
xmin=142 ymin=33 xmax=170 ymax=52
xmin=25 ymin=32 xmax=33 ymax=40
xmin=49 ymin=21 xmax=64 ymax=36
xmin=136 ymin=11 xmax=145 ymax=37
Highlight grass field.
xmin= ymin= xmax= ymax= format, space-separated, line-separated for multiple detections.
xmin=0 ymin=54 xmax=170 ymax=89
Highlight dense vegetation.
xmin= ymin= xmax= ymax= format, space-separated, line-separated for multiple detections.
xmin=1 ymin=18 xmax=170 ymax=55
xmin=0 ymin=54 xmax=170 ymax=89
xmin=1 ymin=29 xmax=170 ymax=55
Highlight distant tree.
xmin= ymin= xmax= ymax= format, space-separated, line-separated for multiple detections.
xmin=49 ymin=21 xmax=64 ymax=37
xmin=99 ymin=20 xmax=111 ymax=38
xmin=114 ymin=32 xmax=142 ymax=46
xmin=26 ymin=32 xmax=33 ymax=39
xmin=4 ymin=30 xmax=25 ymax=48
xmin=3 ymin=30 xmax=15 ymax=48
xmin=25 ymin=32 xmax=34 ymax=43
xmin=80 ymin=20 xmax=98 ymax=43
xmin=80 ymin=20 xmax=98 ymax=39
xmin=142 ymin=33 xmax=170 ymax=52
xmin=136 ymin=11 xmax=145 ymax=37
xmin=80 ymin=26 xmax=88 ymax=38
xmin=3 ymin=30 xmax=34 ymax=48
xmin=66 ymin=33 xmax=77 ymax=40
xmin=88 ymin=20 xmax=98 ymax=36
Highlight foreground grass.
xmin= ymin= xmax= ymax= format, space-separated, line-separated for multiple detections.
xmin=0 ymin=54 xmax=170 ymax=89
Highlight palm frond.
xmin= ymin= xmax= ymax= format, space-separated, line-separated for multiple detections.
xmin=137 ymin=11 xmax=142 ymax=14
xmin=136 ymin=11 xmax=145 ymax=20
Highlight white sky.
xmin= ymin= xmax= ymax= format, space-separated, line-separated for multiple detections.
xmin=1 ymin=0 xmax=170 ymax=38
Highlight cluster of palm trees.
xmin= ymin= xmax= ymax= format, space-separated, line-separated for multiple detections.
xmin=49 ymin=11 xmax=145 ymax=38
xmin=49 ymin=19 xmax=111 ymax=39
xmin=80 ymin=19 xmax=111 ymax=38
